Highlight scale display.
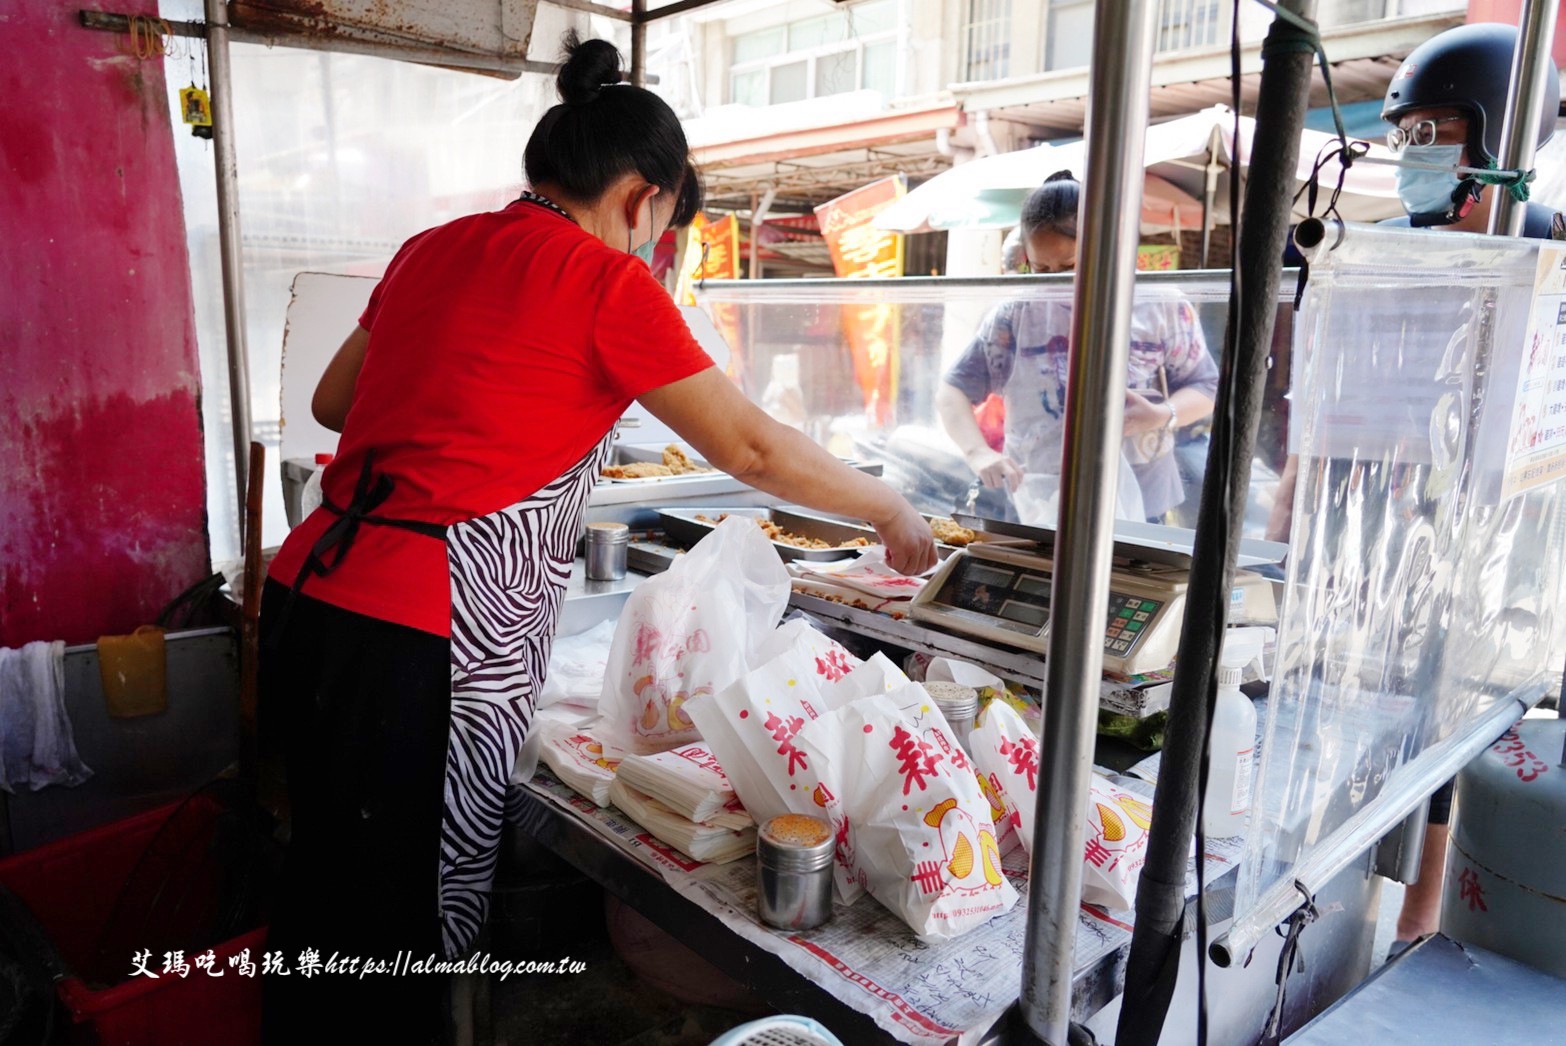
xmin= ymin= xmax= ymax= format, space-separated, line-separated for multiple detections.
xmin=910 ymin=545 xmax=1185 ymax=677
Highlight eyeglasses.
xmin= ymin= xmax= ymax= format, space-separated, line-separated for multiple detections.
xmin=1386 ymin=115 xmax=1466 ymax=152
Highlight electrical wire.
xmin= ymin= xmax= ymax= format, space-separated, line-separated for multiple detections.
xmin=127 ymin=15 xmax=179 ymax=61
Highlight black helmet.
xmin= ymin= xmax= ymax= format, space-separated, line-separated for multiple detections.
xmin=1382 ymin=22 xmax=1559 ymax=166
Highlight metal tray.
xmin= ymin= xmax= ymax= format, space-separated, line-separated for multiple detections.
xmin=598 ymin=443 xmax=719 ymax=484
xmin=780 ymin=506 xmax=979 ymax=557
xmin=657 ymin=507 xmax=872 ymax=562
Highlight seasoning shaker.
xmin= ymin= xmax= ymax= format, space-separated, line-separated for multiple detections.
xmin=584 ymin=522 xmax=630 ymax=581
xmin=923 ymin=681 xmax=979 ymax=755
xmin=756 ymin=814 xmax=835 ymax=931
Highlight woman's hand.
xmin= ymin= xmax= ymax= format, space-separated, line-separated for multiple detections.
xmin=871 ymin=502 xmax=939 ymax=576
xmin=1123 ymin=389 xmax=1174 ymax=437
xmin=965 ymin=446 xmax=1024 ymax=492
xmin=639 ymin=368 xmax=935 ymax=576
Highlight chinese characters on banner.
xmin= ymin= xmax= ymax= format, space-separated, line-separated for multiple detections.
xmin=815 ymin=176 xmax=907 ymax=426
xmin=1501 ymin=242 xmax=1566 ymax=500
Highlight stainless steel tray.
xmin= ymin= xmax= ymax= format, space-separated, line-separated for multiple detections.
xmin=657 ymin=507 xmax=871 ymax=562
xmin=598 ymin=443 xmax=718 ymax=484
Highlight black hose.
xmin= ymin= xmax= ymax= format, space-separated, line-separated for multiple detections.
xmin=1114 ymin=5 xmax=1320 ymax=1043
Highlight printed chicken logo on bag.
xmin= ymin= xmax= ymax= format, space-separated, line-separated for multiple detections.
xmin=630 ymin=621 xmax=715 ymax=736
xmin=561 ymin=734 xmax=620 ymax=773
xmin=1081 ymin=781 xmax=1157 ymax=910
xmin=900 ymin=727 xmax=1006 ymax=899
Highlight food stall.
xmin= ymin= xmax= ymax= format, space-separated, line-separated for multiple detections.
xmin=480 ymin=268 xmax=1367 ymax=1045
xmin=496 ymin=206 xmax=1566 ymax=1041
xmin=267 ymin=233 xmax=1566 ymax=1044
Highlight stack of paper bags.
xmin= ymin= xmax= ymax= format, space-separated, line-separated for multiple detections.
xmin=537 ymin=721 xmax=620 ymax=806
xmin=615 ymin=744 xmax=753 ymax=831
xmin=608 ymin=777 xmax=755 ymax=864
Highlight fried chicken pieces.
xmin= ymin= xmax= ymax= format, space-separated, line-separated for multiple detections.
xmin=602 ymin=444 xmax=717 ymax=481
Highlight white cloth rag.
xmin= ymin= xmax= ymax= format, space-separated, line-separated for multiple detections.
xmin=0 ymin=641 xmax=92 ymax=793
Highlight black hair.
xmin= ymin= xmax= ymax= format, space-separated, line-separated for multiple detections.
xmin=1019 ymin=170 xmax=1080 ymax=239
xmin=523 ymin=32 xmax=703 ymax=227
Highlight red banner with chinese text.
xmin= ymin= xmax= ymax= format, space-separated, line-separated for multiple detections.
xmin=814 ymin=176 xmax=906 ymax=426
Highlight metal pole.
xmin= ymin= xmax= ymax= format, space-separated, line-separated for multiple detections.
xmin=1016 ymin=3 xmax=1159 ymax=1042
xmin=1200 ymin=127 xmax=1221 ymax=269
xmin=1118 ymin=2 xmax=1319 ymax=1038
xmin=630 ymin=0 xmax=647 ymax=87
xmin=204 ymin=0 xmax=252 ymax=543
xmin=750 ymin=185 xmax=776 ymax=280
xmin=1489 ymin=0 xmax=1559 ymax=237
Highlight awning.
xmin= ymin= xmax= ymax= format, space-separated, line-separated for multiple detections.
xmin=875 ymin=105 xmax=1403 ymax=234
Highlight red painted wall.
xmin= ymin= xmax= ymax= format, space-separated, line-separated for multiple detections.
xmin=1 ymin=0 xmax=210 ymax=646
xmin=1467 ymin=1 xmax=1566 ymax=64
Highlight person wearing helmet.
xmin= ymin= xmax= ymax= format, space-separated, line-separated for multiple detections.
xmin=1380 ymin=21 xmax=1561 ymax=234
xmin=1380 ymin=21 xmax=1560 ymax=956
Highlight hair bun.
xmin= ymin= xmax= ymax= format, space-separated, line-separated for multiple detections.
xmin=556 ymin=31 xmax=624 ymax=105
xmin=1045 ymin=169 xmax=1077 ymax=184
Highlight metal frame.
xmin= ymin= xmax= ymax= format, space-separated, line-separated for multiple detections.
xmin=1019 ymin=2 xmax=1160 ymax=1041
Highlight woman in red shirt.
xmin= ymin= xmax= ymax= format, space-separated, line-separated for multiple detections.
xmin=259 ymin=34 xmax=934 ymax=1043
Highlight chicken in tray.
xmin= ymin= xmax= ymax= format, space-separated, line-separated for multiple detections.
xmin=601 ymin=443 xmax=717 ymax=480
xmin=696 ymin=513 xmax=871 ymax=551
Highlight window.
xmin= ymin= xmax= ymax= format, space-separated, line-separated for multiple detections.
xmin=962 ymin=0 xmax=1011 ymax=82
xmin=728 ymin=0 xmax=901 ymax=106
xmin=1156 ymin=0 xmax=1228 ymax=53
xmin=1045 ymin=0 xmax=1093 ymax=72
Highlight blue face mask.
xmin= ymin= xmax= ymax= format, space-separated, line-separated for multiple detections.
xmin=630 ymin=197 xmax=657 ymax=264
xmin=1395 ymin=144 xmax=1465 ymax=219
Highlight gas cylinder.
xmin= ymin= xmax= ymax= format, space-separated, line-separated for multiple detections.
xmin=1442 ymin=717 xmax=1566 ymax=977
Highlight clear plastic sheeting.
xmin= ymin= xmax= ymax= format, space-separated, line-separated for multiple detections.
xmin=1236 ymin=222 xmax=1566 ymax=929
xmin=694 ymin=274 xmax=1295 ymax=536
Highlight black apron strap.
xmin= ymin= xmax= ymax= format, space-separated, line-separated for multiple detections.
xmin=265 ymin=452 xmax=446 ymax=648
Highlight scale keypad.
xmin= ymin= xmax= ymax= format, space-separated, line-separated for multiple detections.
xmin=1104 ymin=593 xmax=1161 ymax=656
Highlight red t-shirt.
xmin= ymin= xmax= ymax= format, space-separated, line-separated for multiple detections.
xmin=268 ymin=201 xmax=715 ymax=637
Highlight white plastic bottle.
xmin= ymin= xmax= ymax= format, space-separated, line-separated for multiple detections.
xmin=1203 ymin=627 xmax=1269 ymax=838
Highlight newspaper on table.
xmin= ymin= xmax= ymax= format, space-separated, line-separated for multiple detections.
xmin=517 ymin=767 xmax=1244 ymax=1046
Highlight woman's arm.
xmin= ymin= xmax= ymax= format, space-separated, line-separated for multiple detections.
xmin=936 ymin=382 xmax=1023 ymax=491
xmin=312 ymin=326 xmax=370 ymax=433
xmin=639 ymin=368 xmax=937 ymax=575
xmin=1123 ymin=385 xmax=1215 ymax=436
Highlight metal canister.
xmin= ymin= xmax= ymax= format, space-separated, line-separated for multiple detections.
xmin=1442 ymin=717 xmax=1566 ymax=977
xmin=924 ymin=681 xmax=979 ymax=755
xmin=756 ymin=814 xmax=834 ymax=931
xmin=584 ymin=522 xmax=630 ymax=581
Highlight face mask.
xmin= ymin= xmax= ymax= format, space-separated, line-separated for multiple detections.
xmin=629 ymin=196 xmax=657 ymax=264
xmin=1395 ymin=144 xmax=1465 ymax=219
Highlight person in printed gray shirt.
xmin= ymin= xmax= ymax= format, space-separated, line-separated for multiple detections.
xmin=937 ymin=172 xmax=1218 ymax=522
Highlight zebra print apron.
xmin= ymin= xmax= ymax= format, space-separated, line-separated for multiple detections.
xmin=438 ymin=431 xmax=614 ymax=958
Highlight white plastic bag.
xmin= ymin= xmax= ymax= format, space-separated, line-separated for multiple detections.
xmin=796 ymin=687 xmax=1019 ymax=941
xmin=541 ymin=619 xmax=618 ymax=711
xmin=597 ymin=516 xmax=790 ymax=754
xmin=1081 ymin=775 xmax=1156 ymax=911
xmin=1014 ymin=458 xmax=1145 ymax=526
xmin=969 ymin=700 xmax=1039 ymax=852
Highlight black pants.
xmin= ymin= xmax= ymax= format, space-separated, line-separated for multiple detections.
xmin=258 ymin=579 xmax=453 ymax=1044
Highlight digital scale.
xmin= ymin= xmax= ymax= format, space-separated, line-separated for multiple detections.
xmin=909 ymin=520 xmax=1280 ymax=678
